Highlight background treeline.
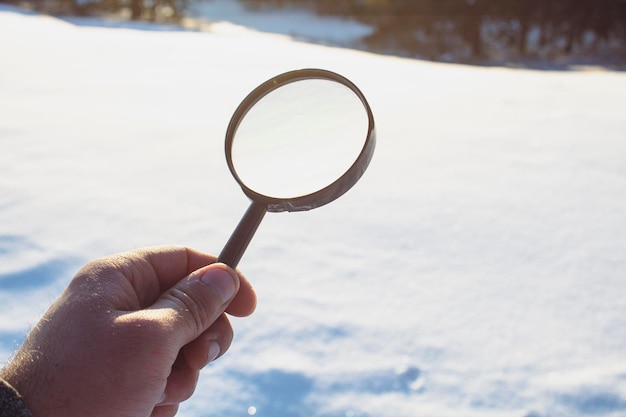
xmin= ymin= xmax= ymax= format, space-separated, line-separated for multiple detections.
xmin=242 ymin=0 xmax=626 ymax=64
xmin=2 ymin=0 xmax=188 ymax=21
xmin=6 ymin=0 xmax=625 ymax=64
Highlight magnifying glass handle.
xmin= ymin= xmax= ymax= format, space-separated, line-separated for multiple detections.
xmin=218 ymin=200 xmax=267 ymax=268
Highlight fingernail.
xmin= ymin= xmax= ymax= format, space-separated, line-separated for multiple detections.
xmin=200 ymin=265 xmax=237 ymax=301
xmin=207 ymin=341 xmax=221 ymax=363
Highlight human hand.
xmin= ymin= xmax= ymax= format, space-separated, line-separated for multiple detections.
xmin=0 ymin=246 xmax=256 ymax=417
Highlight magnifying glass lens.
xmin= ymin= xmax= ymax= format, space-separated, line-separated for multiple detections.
xmin=219 ymin=69 xmax=375 ymax=268
xmin=231 ymin=79 xmax=369 ymax=199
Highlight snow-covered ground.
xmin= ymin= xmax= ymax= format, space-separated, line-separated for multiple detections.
xmin=2 ymin=4 xmax=626 ymax=417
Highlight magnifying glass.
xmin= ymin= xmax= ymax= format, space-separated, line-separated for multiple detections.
xmin=217 ymin=69 xmax=376 ymax=268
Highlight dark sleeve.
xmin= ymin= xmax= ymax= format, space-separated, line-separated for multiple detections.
xmin=0 ymin=378 xmax=33 ymax=417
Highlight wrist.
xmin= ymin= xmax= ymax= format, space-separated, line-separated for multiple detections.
xmin=0 ymin=376 xmax=34 ymax=417
xmin=1 ymin=347 xmax=50 ymax=417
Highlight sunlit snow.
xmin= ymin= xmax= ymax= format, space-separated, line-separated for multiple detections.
xmin=1 ymin=4 xmax=626 ymax=417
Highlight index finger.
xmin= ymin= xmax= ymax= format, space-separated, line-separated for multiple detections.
xmin=142 ymin=246 xmax=256 ymax=316
xmin=101 ymin=246 xmax=256 ymax=315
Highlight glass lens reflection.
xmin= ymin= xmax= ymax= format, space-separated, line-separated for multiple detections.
xmin=231 ymin=79 xmax=369 ymax=199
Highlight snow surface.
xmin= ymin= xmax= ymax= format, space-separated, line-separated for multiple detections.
xmin=2 ymin=4 xmax=626 ymax=417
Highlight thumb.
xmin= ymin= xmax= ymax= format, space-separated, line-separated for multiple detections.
xmin=149 ymin=263 xmax=239 ymax=345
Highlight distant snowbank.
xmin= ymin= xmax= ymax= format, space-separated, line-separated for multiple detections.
xmin=187 ymin=0 xmax=373 ymax=44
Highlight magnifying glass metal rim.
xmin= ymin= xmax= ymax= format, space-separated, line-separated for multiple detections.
xmin=224 ymin=68 xmax=376 ymax=213
xmin=218 ymin=68 xmax=376 ymax=268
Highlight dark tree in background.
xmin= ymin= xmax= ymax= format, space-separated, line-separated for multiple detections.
xmin=1 ymin=0 xmax=187 ymax=21
xmin=242 ymin=0 xmax=626 ymax=64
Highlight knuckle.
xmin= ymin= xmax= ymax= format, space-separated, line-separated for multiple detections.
xmin=164 ymin=284 xmax=215 ymax=335
xmin=211 ymin=314 xmax=235 ymax=349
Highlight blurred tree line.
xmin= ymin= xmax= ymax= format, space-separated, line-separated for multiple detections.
xmin=4 ymin=0 xmax=624 ymax=62
xmin=2 ymin=0 xmax=187 ymax=21
xmin=243 ymin=0 xmax=626 ymax=63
